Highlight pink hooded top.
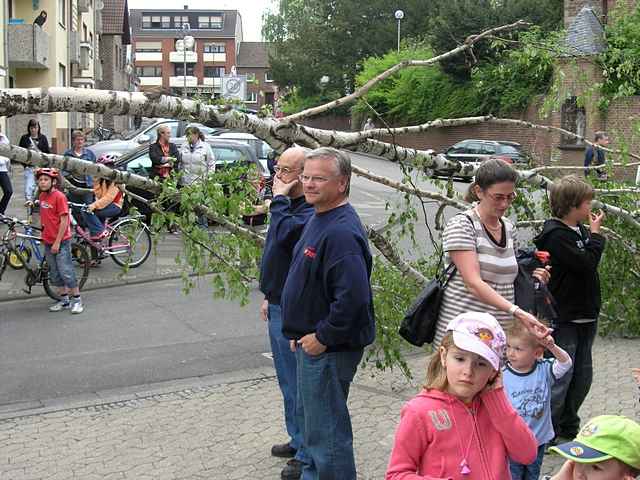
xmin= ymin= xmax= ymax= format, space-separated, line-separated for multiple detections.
xmin=386 ymin=388 xmax=537 ymax=480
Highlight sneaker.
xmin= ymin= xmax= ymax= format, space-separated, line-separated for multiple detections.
xmin=49 ymin=300 xmax=70 ymax=312
xmin=271 ymin=443 xmax=296 ymax=458
xmin=71 ymin=300 xmax=84 ymax=314
xmin=281 ymin=459 xmax=303 ymax=480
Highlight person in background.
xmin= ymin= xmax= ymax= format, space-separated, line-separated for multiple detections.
xmin=81 ymin=154 xmax=124 ymax=240
xmin=19 ymin=119 xmax=50 ymax=203
xmin=584 ymin=132 xmax=609 ymax=180
xmin=178 ymin=126 xmax=215 ymax=228
xmin=63 ymin=130 xmax=96 ymax=205
xmin=503 ymin=321 xmax=572 ymax=480
xmin=0 ymin=124 xmax=12 ymax=215
xmin=149 ymin=125 xmax=180 ymax=181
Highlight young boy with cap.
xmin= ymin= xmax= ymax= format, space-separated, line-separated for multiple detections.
xmin=543 ymin=415 xmax=640 ymax=480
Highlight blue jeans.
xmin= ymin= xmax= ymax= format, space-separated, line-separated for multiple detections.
xmin=509 ymin=444 xmax=546 ymax=480
xmin=296 ymin=347 xmax=363 ymax=480
xmin=24 ymin=167 xmax=35 ymax=201
xmin=44 ymin=239 xmax=78 ymax=289
xmin=82 ymin=203 xmax=121 ymax=236
xmin=268 ymin=304 xmax=307 ymax=463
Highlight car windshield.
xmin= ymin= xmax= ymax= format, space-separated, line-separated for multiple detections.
xmin=497 ymin=145 xmax=520 ymax=154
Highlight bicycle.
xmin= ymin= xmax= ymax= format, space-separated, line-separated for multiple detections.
xmin=85 ymin=123 xmax=123 ymax=144
xmin=6 ymin=205 xmax=41 ymax=270
xmin=68 ymin=202 xmax=152 ymax=268
xmin=0 ymin=213 xmax=90 ymax=300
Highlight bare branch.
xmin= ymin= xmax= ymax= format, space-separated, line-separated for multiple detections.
xmin=282 ymin=20 xmax=529 ymax=122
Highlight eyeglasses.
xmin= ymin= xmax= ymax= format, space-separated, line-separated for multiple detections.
xmin=274 ymin=165 xmax=300 ymax=175
xmin=298 ymin=174 xmax=338 ymax=184
xmin=485 ymin=191 xmax=517 ymax=203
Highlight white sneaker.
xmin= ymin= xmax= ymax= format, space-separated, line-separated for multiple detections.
xmin=70 ymin=300 xmax=84 ymax=314
xmin=49 ymin=300 xmax=70 ymax=312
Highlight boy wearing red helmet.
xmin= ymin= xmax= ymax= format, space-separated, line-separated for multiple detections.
xmin=36 ymin=168 xmax=84 ymax=314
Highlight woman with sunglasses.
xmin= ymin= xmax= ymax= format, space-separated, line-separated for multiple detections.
xmin=434 ymin=159 xmax=550 ymax=345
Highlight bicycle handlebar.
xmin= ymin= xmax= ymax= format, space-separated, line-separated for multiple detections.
xmin=0 ymin=213 xmax=30 ymax=228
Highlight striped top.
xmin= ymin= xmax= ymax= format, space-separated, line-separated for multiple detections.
xmin=434 ymin=208 xmax=519 ymax=345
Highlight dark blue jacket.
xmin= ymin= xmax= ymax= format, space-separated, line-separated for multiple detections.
xmin=259 ymin=194 xmax=314 ymax=304
xmin=281 ymin=203 xmax=375 ymax=351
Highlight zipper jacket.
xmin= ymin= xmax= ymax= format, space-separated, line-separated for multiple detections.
xmin=386 ymin=388 xmax=537 ymax=480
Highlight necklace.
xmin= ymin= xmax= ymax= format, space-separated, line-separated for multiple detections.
xmin=474 ymin=207 xmax=501 ymax=230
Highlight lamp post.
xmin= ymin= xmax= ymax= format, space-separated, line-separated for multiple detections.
xmin=394 ymin=10 xmax=404 ymax=53
xmin=178 ymin=23 xmax=194 ymax=98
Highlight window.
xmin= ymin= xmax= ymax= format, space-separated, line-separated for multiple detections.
xmin=126 ymin=152 xmax=152 ymax=175
xmin=204 ymin=66 xmax=225 ymax=77
xmin=161 ymin=16 xmax=171 ymax=28
xmin=203 ymin=43 xmax=225 ymax=53
xmin=58 ymin=63 xmax=66 ymax=87
xmin=58 ymin=0 xmax=66 ymax=27
xmin=150 ymin=16 xmax=162 ymax=28
xmin=174 ymin=65 xmax=195 ymax=77
xmin=135 ymin=42 xmax=162 ymax=53
xmin=83 ymin=24 xmax=88 ymax=41
xmin=174 ymin=16 xmax=189 ymax=28
xmin=246 ymin=91 xmax=258 ymax=103
xmin=198 ymin=15 xmax=223 ymax=29
xmin=265 ymin=71 xmax=273 ymax=82
xmin=136 ymin=66 xmax=163 ymax=77
xmin=142 ymin=16 xmax=151 ymax=28
xmin=245 ymin=72 xmax=256 ymax=82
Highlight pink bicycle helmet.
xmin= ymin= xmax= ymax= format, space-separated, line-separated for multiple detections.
xmin=97 ymin=153 xmax=119 ymax=167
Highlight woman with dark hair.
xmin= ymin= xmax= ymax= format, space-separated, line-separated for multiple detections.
xmin=0 ymin=123 xmax=12 ymax=215
xmin=19 ymin=119 xmax=50 ymax=202
xmin=434 ymin=159 xmax=550 ymax=345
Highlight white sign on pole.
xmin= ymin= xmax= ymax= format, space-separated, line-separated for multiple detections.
xmin=221 ymin=75 xmax=247 ymax=101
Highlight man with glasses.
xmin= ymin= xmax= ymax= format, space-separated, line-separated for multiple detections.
xmin=281 ymin=147 xmax=375 ymax=480
xmin=259 ymin=147 xmax=314 ymax=480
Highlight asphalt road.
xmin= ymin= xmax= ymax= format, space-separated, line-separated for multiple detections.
xmin=0 ymin=152 xmax=469 ymax=408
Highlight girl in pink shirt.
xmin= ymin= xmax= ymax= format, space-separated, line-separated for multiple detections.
xmin=386 ymin=312 xmax=537 ymax=480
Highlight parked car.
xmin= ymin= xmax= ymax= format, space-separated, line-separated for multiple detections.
xmin=113 ymin=138 xmax=270 ymax=224
xmin=432 ymin=139 xmax=531 ymax=178
xmin=213 ymin=131 xmax=275 ymax=173
xmin=87 ymin=119 xmax=223 ymax=159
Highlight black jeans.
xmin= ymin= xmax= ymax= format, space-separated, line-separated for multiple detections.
xmin=0 ymin=172 xmax=13 ymax=215
xmin=550 ymin=321 xmax=597 ymax=438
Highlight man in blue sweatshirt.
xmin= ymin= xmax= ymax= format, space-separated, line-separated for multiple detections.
xmin=259 ymin=147 xmax=314 ymax=480
xmin=281 ymin=147 xmax=375 ymax=480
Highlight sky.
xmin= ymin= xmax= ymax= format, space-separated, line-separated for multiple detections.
xmin=128 ymin=0 xmax=278 ymax=41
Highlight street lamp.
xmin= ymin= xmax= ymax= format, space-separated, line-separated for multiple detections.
xmin=394 ymin=10 xmax=404 ymax=53
xmin=177 ymin=23 xmax=194 ymax=98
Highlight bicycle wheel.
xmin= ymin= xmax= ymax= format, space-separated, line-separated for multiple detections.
xmin=42 ymin=242 xmax=91 ymax=301
xmin=109 ymin=218 xmax=152 ymax=268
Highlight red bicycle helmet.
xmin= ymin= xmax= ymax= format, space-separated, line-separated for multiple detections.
xmin=35 ymin=167 xmax=60 ymax=179
xmin=97 ymin=153 xmax=119 ymax=167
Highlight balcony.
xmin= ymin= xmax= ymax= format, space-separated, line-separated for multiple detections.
xmin=169 ymin=51 xmax=197 ymax=63
xmin=169 ymin=76 xmax=197 ymax=87
xmin=135 ymin=52 xmax=163 ymax=62
xmin=8 ymin=24 xmax=49 ymax=69
xmin=203 ymin=53 xmax=226 ymax=63
xmin=80 ymin=42 xmax=92 ymax=70
xmin=69 ymin=31 xmax=81 ymax=65
xmin=203 ymin=77 xmax=222 ymax=88
xmin=78 ymin=0 xmax=90 ymax=14
xmin=139 ymin=77 xmax=163 ymax=86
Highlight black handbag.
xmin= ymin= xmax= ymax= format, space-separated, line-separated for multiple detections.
xmin=399 ymin=263 xmax=457 ymax=347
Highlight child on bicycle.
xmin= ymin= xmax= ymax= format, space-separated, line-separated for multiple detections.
xmin=386 ymin=311 xmax=537 ymax=480
xmin=36 ymin=168 xmax=83 ymax=314
xmin=81 ymin=154 xmax=124 ymax=240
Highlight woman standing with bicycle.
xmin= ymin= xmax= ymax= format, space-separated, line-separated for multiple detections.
xmin=36 ymin=167 xmax=84 ymax=314
xmin=81 ymin=154 xmax=124 ymax=240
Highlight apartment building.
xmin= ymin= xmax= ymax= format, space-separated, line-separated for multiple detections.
xmin=236 ymin=42 xmax=277 ymax=111
xmin=5 ymin=0 xmax=101 ymax=153
xmin=97 ymin=0 xmax=136 ymax=133
xmin=130 ymin=8 xmax=242 ymax=97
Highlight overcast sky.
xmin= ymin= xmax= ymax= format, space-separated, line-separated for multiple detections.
xmin=128 ymin=0 xmax=278 ymax=41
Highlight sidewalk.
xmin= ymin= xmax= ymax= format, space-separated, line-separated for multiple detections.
xmin=0 ymin=169 xmax=210 ymax=302
xmin=1 ymin=338 xmax=638 ymax=479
